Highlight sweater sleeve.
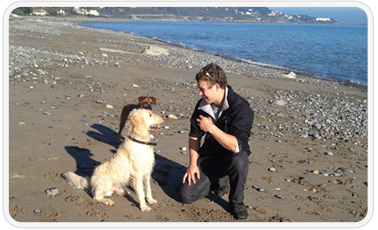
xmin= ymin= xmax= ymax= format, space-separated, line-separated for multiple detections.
xmin=188 ymin=101 xmax=205 ymax=138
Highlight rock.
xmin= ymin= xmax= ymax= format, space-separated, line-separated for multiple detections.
xmin=272 ymin=100 xmax=287 ymax=106
xmin=268 ymin=167 xmax=277 ymax=172
xmin=34 ymin=209 xmax=42 ymax=215
xmin=45 ymin=188 xmax=59 ymax=196
xmin=143 ymin=46 xmax=168 ymax=56
xmin=274 ymin=194 xmax=285 ymax=199
xmin=281 ymin=71 xmax=296 ymax=79
xmin=326 ymin=151 xmax=334 ymax=156
xmin=168 ymin=114 xmax=177 ymax=120
xmin=105 ymin=104 xmax=113 ymax=109
xmin=339 ymin=167 xmax=354 ymax=173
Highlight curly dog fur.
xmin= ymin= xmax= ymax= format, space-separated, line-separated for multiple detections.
xmin=63 ymin=108 xmax=163 ymax=212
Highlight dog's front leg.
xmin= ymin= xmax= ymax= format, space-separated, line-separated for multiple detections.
xmin=134 ymin=175 xmax=151 ymax=212
xmin=144 ymin=174 xmax=157 ymax=205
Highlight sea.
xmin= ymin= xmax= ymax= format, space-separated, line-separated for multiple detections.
xmin=82 ymin=21 xmax=368 ymax=85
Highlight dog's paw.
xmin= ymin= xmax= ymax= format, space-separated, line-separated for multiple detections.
xmin=147 ymin=198 xmax=157 ymax=205
xmin=103 ymin=199 xmax=115 ymax=206
xmin=140 ymin=205 xmax=152 ymax=212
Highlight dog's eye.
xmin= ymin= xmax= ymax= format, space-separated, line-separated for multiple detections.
xmin=149 ymin=114 xmax=152 ymax=117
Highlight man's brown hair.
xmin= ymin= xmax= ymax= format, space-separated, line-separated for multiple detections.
xmin=195 ymin=63 xmax=228 ymax=89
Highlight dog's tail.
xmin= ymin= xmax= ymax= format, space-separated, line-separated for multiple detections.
xmin=62 ymin=171 xmax=90 ymax=191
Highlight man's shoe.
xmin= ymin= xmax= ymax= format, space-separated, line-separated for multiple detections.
xmin=213 ymin=184 xmax=230 ymax=198
xmin=229 ymin=202 xmax=248 ymax=219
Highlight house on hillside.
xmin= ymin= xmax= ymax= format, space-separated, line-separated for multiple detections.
xmin=316 ymin=18 xmax=331 ymax=22
xmin=32 ymin=9 xmax=48 ymax=16
xmin=88 ymin=10 xmax=99 ymax=16
xmin=57 ymin=9 xmax=66 ymax=15
xmin=73 ymin=7 xmax=99 ymax=16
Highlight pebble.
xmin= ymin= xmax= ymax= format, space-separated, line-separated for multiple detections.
xmin=34 ymin=209 xmax=42 ymax=215
xmin=168 ymin=114 xmax=177 ymax=120
xmin=18 ymin=122 xmax=26 ymax=125
xmin=105 ymin=104 xmax=113 ymax=109
xmin=78 ymin=94 xmax=85 ymax=98
xmin=42 ymin=111 xmax=50 ymax=115
xmin=339 ymin=167 xmax=354 ymax=173
xmin=274 ymin=195 xmax=284 ymax=199
xmin=326 ymin=151 xmax=334 ymax=156
xmin=272 ymin=100 xmax=287 ymax=106
xmin=268 ymin=167 xmax=277 ymax=172
xmin=45 ymin=188 xmax=59 ymax=196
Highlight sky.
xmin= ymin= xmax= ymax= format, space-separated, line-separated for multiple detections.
xmin=269 ymin=7 xmax=368 ymax=25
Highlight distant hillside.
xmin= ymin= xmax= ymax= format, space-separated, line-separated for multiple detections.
xmin=12 ymin=7 xmax=338 ymax=24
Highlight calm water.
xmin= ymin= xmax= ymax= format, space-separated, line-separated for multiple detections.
xmin=82 ymin=21 xmax=368 ymax=84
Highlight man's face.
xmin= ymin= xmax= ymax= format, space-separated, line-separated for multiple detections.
xmin=197 ymin=80 xmax=217 ymax=104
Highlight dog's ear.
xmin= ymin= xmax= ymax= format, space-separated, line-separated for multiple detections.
xmin=129 ymin=112 xmax=145 ymax=135
xmin=137 ymin=97 xmax=145 ymax=105
xmin=151 ymin=97 xmax=156 ymax=104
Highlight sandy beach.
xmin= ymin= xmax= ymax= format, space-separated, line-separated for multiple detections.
xmin=6 ymin=16 xmax=368 ymax=225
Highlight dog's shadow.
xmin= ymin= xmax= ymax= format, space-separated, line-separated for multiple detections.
xmin=87 ymin=124 xmax=120 ymax=149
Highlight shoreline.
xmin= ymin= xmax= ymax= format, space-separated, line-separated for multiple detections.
xmin=8 ymin=16 xmax=368 ymax=223
xmin=78 ymin=20 xmax=368 ymax=88
xmin=26 ymin=16 xmax=367 ymax=88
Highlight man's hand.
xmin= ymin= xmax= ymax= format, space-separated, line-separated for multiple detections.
xmin=196 ymin=115 xmax=214 ymax=133
xmin=182 ymin=165 xmax=200 ymax=186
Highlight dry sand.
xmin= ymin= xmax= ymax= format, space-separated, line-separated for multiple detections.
xmin=6 ymin=16 xmax=369 ymax=226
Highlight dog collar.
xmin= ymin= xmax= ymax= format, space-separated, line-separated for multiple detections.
xmin=127 ymin=135 xmax=157 ymax=146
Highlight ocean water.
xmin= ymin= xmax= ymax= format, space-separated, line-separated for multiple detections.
xmin=82 ymin=21 xmax=368 ymax=84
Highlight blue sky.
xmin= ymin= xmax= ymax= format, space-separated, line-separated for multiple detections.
xmin=269 ymin=7 xmax=368 ymax=25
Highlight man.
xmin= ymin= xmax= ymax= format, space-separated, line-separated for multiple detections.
xmin=179 ymin=63 xmax=254 ymax=219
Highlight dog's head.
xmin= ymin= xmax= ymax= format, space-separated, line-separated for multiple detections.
xmin=137 ymin=97 xmax=156 ymax=110
xmin=127 ymin=108 xmax=163 ymax=138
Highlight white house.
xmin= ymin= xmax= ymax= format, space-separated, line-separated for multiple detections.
xmin=57 ymin=9 xmax=65 ymax=15
xmin=32 ymin=9 xmax=48 ymax=16
xmin=316 ymin=18 xmax=331 ymax=22
xmin=88 ymin=10 xmax=99 ymax=16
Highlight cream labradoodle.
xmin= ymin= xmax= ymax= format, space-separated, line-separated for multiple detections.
xmin=63 ymin=108 xmax=163 ymax=212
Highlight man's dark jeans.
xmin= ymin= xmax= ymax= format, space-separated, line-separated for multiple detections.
xmin=179 ymin=151 xmax=249 ymax=204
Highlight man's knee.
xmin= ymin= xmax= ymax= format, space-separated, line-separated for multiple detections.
xmin=230 ymin=151 xmax=249 ymax=170
xmin=179 ymin=185 xmax=195 ymax=204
